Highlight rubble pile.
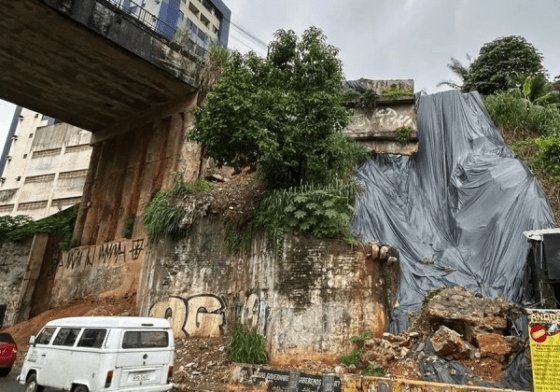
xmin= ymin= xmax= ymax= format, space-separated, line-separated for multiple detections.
xmin=169 ymin=287 xmax=528 ymax=390
xmin=343 ymin=287 xmax=527 ymax=385
xmin=173 ymin=337 xmax=230 ymax=391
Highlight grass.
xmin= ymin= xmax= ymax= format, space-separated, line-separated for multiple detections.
xmin=382 ymin=87 xmax=413 ymax=98
xmin=227 ymin=326 xmax=267 ymax=364
xmin=143 ymin=178 xmax=214 ymax=242
xmin=363 ymin=365 xmax=385 ymax=377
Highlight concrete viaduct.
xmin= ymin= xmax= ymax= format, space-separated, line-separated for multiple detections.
xmin=0 ymin=0 xmax=203 ymax=245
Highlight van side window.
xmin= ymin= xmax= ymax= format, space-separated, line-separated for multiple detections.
xmin=52 ymin=328 xmax=81 ymax=347
xmin=35 ymin=327 xmax=56 ymax=345
xmin=122 ymin=331 xmax=169 ymax=349
xmin=77 ymin=329 xmax=107 ymax=348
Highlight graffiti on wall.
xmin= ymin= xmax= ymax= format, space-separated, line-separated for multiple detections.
xmin=56 ymin=239 xmax=145 ymax=270
xmin=149 ymin=294 xmax=227 ymax=338
xmin=240 ymin=292 xmax=270 ymax=335
xmin=149 ymin=291 xmax=270 ymax=338
xmin=349 ymin=107 xmax=414 ymax=131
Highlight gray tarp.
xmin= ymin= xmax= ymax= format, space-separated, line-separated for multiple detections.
xmin=353 ymin=91 xmax=555 ymax=330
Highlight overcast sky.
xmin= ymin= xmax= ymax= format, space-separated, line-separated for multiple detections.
xmin=1 ymin=0 xmax=559 ymax=153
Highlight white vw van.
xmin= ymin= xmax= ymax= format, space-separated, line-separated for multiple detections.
xmin=18 ymin=316 xmax=174 ymax=392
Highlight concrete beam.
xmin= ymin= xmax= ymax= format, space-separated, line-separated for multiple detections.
xmin=0 ymin=0 xmax=200 ymax=133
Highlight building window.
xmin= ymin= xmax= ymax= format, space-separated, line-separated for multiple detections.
xmin=23 ymin=154 xmax=27 ymax=159
xmin=16 ymin=176 xmax=21 ymax=181
xmin=29 ymin=133 xmax=33 ymax=138
xmin=24 ymin=174 xmax=55 ymax=184
xmin=58 ymin=169 xmax=88 ymax=180
xmin=52 ymin=196 xmax=82 ymax=207
xmin=65 ymin=144 xmax=91 ymax=154
xmin=34 ymin=113 xmax=39 ymax=118
xmin=17 ymin=200 xmax=48 ymax=211
xmin=0 ymin=204 xmax=14 ymax=213
xmin=32 ymin=148 xmax=62 ymax=158
xmin=18 ymin=115 xmax=23 ymax=122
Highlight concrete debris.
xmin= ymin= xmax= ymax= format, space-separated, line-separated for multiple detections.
xmin=430 ymin=325 xmax=475 ymax=360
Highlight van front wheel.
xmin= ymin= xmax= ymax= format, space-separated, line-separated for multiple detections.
xmin=25 ymin=374 xmax=44 ymax=392
xmin=72 ymin=385 xmax=89 ymax=392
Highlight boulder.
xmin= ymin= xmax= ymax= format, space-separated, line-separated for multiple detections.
xmin=430 ymin=325 xmax=475 ymax=360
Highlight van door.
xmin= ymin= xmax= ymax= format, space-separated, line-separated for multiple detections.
xmin=26 ymin=327 xmax=57 ymax=383
xmin=115 ymin=329 xmax=172 ymax=389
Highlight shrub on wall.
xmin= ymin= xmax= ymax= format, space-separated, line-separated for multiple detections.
xmin=252 ymin=178 xmax=360 ymax=242
xmin=143 ymin=178 xmax=213 ymax=242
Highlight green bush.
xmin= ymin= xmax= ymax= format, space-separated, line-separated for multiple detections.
xmin=363 ymin=365 xmax=385 ymax=377
xmin=533 ymin=135 xmax=560 ymax=182
xmin=0 ymin=205 xmax=78 ymax=245
xmin=485 ymin=92 xmax=560 ymax=136
xmin=350 ymin=331 xmax=372 ymax=346
xmin=394 ymin=126 xmax=413 ymax=145
xmin=143 ymin=178 xmax=213 ymax=242
xmin=227 ymin=326 xmax=267 ymax=364
xmin=339 ymin=348 xmax=363 ymax=366
xmin=252 ymin=179 xmax=360 ymax=241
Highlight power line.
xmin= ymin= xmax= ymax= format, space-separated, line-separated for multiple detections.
xmin=230 ymin=23 xmax=267 ymax=49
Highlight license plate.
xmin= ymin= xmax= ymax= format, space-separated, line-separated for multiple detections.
xmin=129 ymin=371 xmax=153 ymax=382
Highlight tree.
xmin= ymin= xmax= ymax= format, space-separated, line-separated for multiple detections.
xmin=437 ymin=56 xmax=471 ymax=90
xmin=462 ymin=36 xmax=545 ymax=95
xmin=189 ymin=27 xmax=365 ymax=188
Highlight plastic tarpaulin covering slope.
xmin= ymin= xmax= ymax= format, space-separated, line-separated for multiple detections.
xmin=353 ymin=91 xmax=555 ymax=331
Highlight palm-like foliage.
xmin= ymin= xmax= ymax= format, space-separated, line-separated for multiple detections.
xmin=437 ymin=56 xmax=470 ymax=90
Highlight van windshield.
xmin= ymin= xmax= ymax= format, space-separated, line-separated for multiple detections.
xmin=36 ymin=327 xmax=57 ymax=345
xmin=122 ymin=331 xmax=169 ymax=349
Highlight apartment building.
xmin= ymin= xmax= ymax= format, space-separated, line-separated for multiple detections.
xmin=0 ymin=108 xmax=92 ymax=220
xmin=139 ymin=0 xmax=231 ymax=53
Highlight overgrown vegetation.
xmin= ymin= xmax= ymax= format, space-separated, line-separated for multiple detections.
xmin=190 ymin=27 xmax=365 ymax=189
xmin=227 ymin=326 xmax=267 ymax=364
xmin=0 ymin=205 xmax=78 ymax=246
xmin=252 ymin=179 xmax=361 ymax=242
xmin=486 ymin=90 xmax=560 ymax=186
xmin=441 ymin=36 xmax=546 ymax=95
xmin=189 ymin=27 xmax=367 ymax=243
xmin=424 ymin=288 xmax=443 ymax=302
xmin=339 ymin=331 xmax=377 ymax=371
xmin=382 ymin=86 xmax=413 ymax=98
xmin=395 ymin=126 xmax=413 ymax=145
xmin=339 ymin=348 xmax=363 ymax=366
xmin=363 ymin=364 xmax=385 ymax=377
xmin=143 ymin=178 xmax=213 ymax=242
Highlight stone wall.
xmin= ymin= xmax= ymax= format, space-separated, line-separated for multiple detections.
xmin=139 ymin=216 xmax=400 ymax=363
xmin=0 ymin=239 xmax=32 ymax=327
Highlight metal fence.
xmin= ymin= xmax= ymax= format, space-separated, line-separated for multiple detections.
xmin=100 ymin=0 xmax=208 ymax=59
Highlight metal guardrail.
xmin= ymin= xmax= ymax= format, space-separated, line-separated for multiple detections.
xmin=100 ymin=0 xmax=208 ymax=59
